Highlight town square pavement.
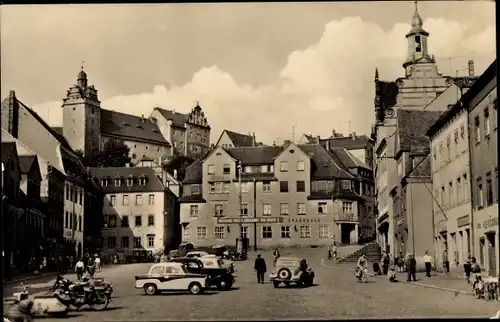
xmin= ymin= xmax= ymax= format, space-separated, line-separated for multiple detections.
xmin=5 ymin=247 xmax=499 ymax=321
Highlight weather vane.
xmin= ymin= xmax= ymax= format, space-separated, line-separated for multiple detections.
xmin=81 ymin=60 xmax=85 ymax=70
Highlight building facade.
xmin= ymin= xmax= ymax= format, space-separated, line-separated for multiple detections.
xmin=467 ymin=60 xmax=498 ymax=276
xmin=151 ymin=105 xmax=211 ymax=158
xmin=179 ymin=143 xmax=366 ymax=248
xmin=90 ymin=167 xmax=180 ymax=261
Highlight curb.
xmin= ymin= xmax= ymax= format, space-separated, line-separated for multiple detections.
xmin=320 ymin=258 xmax=473 ymax=296
xmin=3 ymin=272 xmax=59 ymax=285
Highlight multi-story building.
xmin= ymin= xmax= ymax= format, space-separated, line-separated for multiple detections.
xmin=215 ymin=130 xmax=259 ymax=148
xmin=466 ymin=60 xmax=498 ymax=276
xmin=390 ymin=109 xmax=441 ymax=267
xmin=61 ymin=69 xmax=172 ymax=165
xmin=427 ymin=90 xmax=474 ymax=271
xmin=316 ymin=132 xmax=374 ymax=168
xmin=372 ymin=2 xmax=478 ymax=255
xmin=151 ymin=105 xmax=211 ymax=158
xmin=89 ymin=167 xmax=180 ymax=261
xmin=179 ymin=142 xmax=368 ymax=248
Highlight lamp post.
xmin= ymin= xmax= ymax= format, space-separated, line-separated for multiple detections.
xmin=237 ymin=161 xmax=243 ymax=242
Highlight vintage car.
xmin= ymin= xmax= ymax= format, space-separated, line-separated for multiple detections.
xmin=186 ymin=251 xmax=210 ymax=258
xmin=168 ymin=257 xmax=235 ymax=291
xmin=186 ymin=251 xmax=235 ymax=273
xmin=134 ymin=262 xmax=208 ymax=295
xmin=168 ymin=243 xmax=195 ymax=258
xmin=269 ymin=257 xmax=315 ymax=288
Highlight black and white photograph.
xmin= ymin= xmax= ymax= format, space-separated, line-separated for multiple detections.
xmin=1 ymin=1 xmax=498 ymax=320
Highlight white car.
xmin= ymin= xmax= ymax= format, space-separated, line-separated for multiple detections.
xmin=186 ymin=251 xmax=210 ymax=258
xmin=135 ymin=262 xmax=208 ymax=295
xmin=201 ymin=255 xmax=235 ymax=273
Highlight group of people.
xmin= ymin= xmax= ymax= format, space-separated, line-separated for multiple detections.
xmin=74 ymin=253 xmax=101 ymax=280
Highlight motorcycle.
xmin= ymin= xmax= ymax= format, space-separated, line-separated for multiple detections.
xmin=50 ymin=275 xmax=113 ymax=299
xmin=54 ymin=279 xmax=111 ymax=311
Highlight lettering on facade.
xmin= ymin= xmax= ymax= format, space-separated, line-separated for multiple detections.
xmin=477 ymin=218 xmax=498 ymax=230
xmin=217 ymin=217 xmax=283 ymax=224
xmin=289 ymin=218 xmax=321 ymax=223
xmin=457 ymin=215 xmax=470 ymax=228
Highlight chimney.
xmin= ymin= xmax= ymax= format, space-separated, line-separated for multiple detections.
xmin=173 ymin=169 xmax=178 ymax=180
xmin=252 ymin=132 xmax=256 ymax=147
xmin=468 ymin=60 xmax=475 ymax=77
xmin=352 ymin=132 xmax=356 ymax=139
xmin=141 ymin=114 xmax=145 ymax=122
xmin=332 ymin=129 xmax=336 ymax=137
xmin=7 ymin=90 xmax=19 ymax=138
xmin=316 ymin=136 xmax=321 ymax=144
xmin=284 ymin=140 xmax=291 ymax=145
xmin=273 ymin=141 xmax=276 ymax=147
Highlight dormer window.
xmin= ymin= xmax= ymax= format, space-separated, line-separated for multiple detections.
xmin=127 ymin=178 xmax=134 ymax=186
xmin=139 ymin=177 xmax=147 ymax=186
xmin=115 ymin=178 xmax=121 ymax=187
xmin=341 ymin=180 xmax=351 ymax=190
xmin=101 ymin=179 xmax=108 ymax=187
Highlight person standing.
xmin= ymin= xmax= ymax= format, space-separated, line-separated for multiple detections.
xmin=464 ymin=256 xmax=472 ymax=284
xmin=94 ymin=254 xmax=101 ymax=273
xmin=423 ymin=251 xmax=433 ymax=277
xmin=75 ymin=258 xmax=85 ymax=281
xmin=381 ymin=251 xmax=390 ymax=275
xmin=273 ymin=248 xmax=280 ymax=267
xmin=406 ymin=254 xmax=417 ymax=282
xmin=254 ymin=254 xmax=267 ymax=284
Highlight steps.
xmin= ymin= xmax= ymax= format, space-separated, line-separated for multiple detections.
xmin=337 ymin=242 xmax=381 ymax=263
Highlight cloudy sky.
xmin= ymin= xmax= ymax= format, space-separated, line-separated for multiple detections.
xmin=1 ymin=2 xmax=496 ymax=144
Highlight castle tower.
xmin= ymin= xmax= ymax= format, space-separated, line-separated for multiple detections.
xmin=62 ymin=66 xmax=101 ymax=159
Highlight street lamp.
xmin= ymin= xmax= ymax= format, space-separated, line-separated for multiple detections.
xmin=237 ymin=161 xmax=243 ymax=243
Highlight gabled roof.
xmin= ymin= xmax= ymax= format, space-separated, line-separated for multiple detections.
xmin=182 ymin=159 xmax=203 ymax=184
xmin=89 ymin=167 xmax=165 ymax=193
xmin=18 ymin=155 xmax=37 ymax=174
xmin=153 ymin=107 xmax=189 ymax=128
xmin=297 ymin=144 xmax=354 ymax=180
xmin=328 ymin=148 xmax=371 ymax=170
xmin=100 ymin=109 xmax=170 ymax=146
xmin=225 ymin=146 xmax=284 ymax=165
xmin=396 ymin=109 xmax=442 ymax=156
xmin=218 ymin=130 xmax=255 ymax=147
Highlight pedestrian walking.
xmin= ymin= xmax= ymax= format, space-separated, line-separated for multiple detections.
xmin=443 ymin=250 xmax=450 ymax=275
xmin=406 ymin=254 xmax=417 ymax=282
xmin=464 ymin=256 xmax=472 ymax=284
xmin=397 ymin=252 xmax=405 ymax=272
xmin=423 ymin=251 xmax=432 ymax=277
xmin=75 ymin=258 xmax=85 ymax=280
xmin=94 ymin=254 xmax=101 ymax=273
xmin=254 ymin=254 xmax=267 ymax=284
xmin=381 ymin=251 xmax=390 ymax=275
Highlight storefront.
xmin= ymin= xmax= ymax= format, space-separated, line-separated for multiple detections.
xmin=474 ymin=206 xmax=499 ymax=277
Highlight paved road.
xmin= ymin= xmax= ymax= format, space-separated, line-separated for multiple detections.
xmin=14 ymin=249 xmax=500 ymax=321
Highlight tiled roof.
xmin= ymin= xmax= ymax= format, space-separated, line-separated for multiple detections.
xmin=1 ymin=142 xmax=17 ymax=165
xmin=320 ymin=135 xmax=371 ymax=150
xmin=453 ymin=76 xmax=480 ymax=89
xmin=224 ymin=130 xmax=254 ymax=147
xmin=225 ymin=146 xmax=284 ymax=165
xmin=179 ymin=195 xmax=206 ymax=203
xmin=18 ymin=155 xmax=36 ymax=174
xmin=101 ymin=109 xmax=170 ymax=146
xmin=396 ymin=109 xmax=442 ymax=155
xmin=89 ymin=167 xmax=165 ymax=193
xmin=327 ymin=148 xmax=357 ymax=169
xmin=182 ymin=159 xmax=203 ymax=184
xmin=407 ymin=154 xmax=431 ymax=178
xmin=153 ymin=107 xmax=189 ymax=128
xmin=297 ymin=144 xmax=354 ymax=180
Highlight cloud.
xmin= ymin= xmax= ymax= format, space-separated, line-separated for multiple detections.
xmin=31 ymin=16 xmax=495 ymax=145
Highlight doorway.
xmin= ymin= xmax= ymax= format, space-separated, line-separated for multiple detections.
xmin=480 ymin=238 xmax=485 ymax=266
xmin=486 ymin=233 xmax=497 ymax=276
xmin=341 ymin=223 xmax=355 ymax=244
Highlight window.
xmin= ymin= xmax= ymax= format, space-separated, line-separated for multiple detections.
xmin=192 ymin=185 xmax=200 ymax=195
xmin=263 ymin=181 xmax=271 ymax=192
xmin=454 ymin=129 xmax=459 ymax=143
xmin=493 ymin=100 xmax=498 ymax=129
xmin=147 ymin=235 xmax=155 ymax=247
xmin=296 ymin=180 xmax=305 ymax=192
xmin=341 ymin=180 xmax=351 ymax=190
xmin=148 ymin=194 xmax=155 ymax=205
xmin=214 ymin=204 xmax=224 ymax=216
xmin=223 ymin=164 xmax=230 ymax=174
xmin=127 ymin=178 xmax=133 ymax=186
xmin=296 ymin=160 xmax=305 ymax=171
xmin=261 ymin=165 xmax=269 ymax=173
xmin=64 ymin=212 xmax=68 ymax=228
xmin=190 ymin=205 xmax=199 ymax=217
xmin=460 ymin=125 xmax=465 ymax=138
xmin=121 ymin=215 xmax=129 ymax=227
xmin=241 ymin=182 xmax=249 ymax=193
xmin=136 ymin=194 xmax=142 ymax=205
xmin=139 ymin=178 xmax=146 ymax=186
xmin=262 ymin=226 xmax=272 ymax=239
xmin=207 ymin=164 xmax=215 ymax=175
xmin=297 ymin=203 xmax=306 ymax=215
xmin=121 ymin=237 xmax=129 ymax=248
xmin=280 ymin=161 xmax=288 ymax=172
xmin=122 ymin=195 xmax=129 ymax=205
xmin=279 ymin=181 xmax=289 ymax=193
xmin=196 ymin=226 xmax=207 ymax=239
xmin=214 ymin=226 xmax=225 ymax=239
xmin=463 ymin=173 xmax=469 ymax=200
xmin=101 ymin=179 xmax=108 ymax=187
xmin=456 ymin=177 xmax=462 ymax=204
xmin=342 ymin=202 xmax=353 ymax=213
xmin=477 ymin=179 xmax=484 ymax=208
xmin=244 ymin=166 xmax=253 ymax=173
xmin=148 ymin=215 xmax=155 ymax=226
xmin=475 ymin=116 xmax=480 ymax=143
xmin=79 ymin=191 xmax=83 ymax=205
xmin=134 ymin=237 xmax=142 ymax=248
xmin=280 ymin=203 xmax=289 ymax=215
xmin=318 ymin=202 xmax=327 ymax=214
xmin=114 ymin=179 xmax=121 ymax=187
xmin=484 ymin=108 xmax=491 ymax=136
xmin=135 ymin=215 xmax=142 ymax=227
xmin=300 ymin=226 xmax=311 ymax=238
xmin=240 ymin=203 xmax=249 ymax=216
xmin=110 ymin=195 xmax=116 ymax=206
xmin=448 ymin=182 xmax=453 ymax=206
xmin=78 ymin=216 xmax=82 ymax=231
xmin=486 ymin=176 xmax=493 ymax=206
xmin=281 ymin=226 xmax=291 ymax=239
xmin=109 ymin=215 xmax=117 ymax=228
xmin=440 ymin=186 xmax=445 ymax=206
xmin=263 ymin=204 xmax=272 ymax=216
xmin=319 ymin=225 xmax=329 ymax=238
xmin=107 ymin=237 xmax=116 ymax=248
xmin=240 ymin=226 xmax=249 ymax=238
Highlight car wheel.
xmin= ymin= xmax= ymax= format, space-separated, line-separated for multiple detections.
xmin=273 ymin=281 xmax=280 ymax=288
xmin=277 ymin=268 xmax=292 ymax=280
xmin=144 ymin=284 xmax=157 ymax=296
xmin=189 ymin=282 xmax=203 ymax=295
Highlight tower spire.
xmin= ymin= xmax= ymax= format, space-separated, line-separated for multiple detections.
xmin=375 ymin=68 xmax=379 ymax=81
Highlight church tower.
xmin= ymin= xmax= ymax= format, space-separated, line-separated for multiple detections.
xmin=62 ymin=66 xmax=101 ymax=159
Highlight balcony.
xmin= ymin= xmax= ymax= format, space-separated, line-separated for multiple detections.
xmin=207 ymin=192 xmax=231 ymax=201
xmin=206 ymin=175 xmax=232 ymax=182
xmin=335 ymin=213 xmax=358 ymax=222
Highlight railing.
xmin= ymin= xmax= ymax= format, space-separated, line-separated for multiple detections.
xmin=335 ymin=213 xmax=358 ymax=222
xmin=206 ymin=175 xmax=232 ymax=182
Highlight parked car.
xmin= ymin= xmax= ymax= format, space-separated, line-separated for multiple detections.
xmin=269 ymin=257 xmax=315 ymax=288
xmin=169 ymin=243 xmax=195 ymax=258
xmin=168 ymin=257 xmax=235 ymax=291
xmin=186 ymin=251 xmax=210 ymax=258
xmin=135 ymin=262 xmax=208 ymax=295
xmin=202 ymin=254 xmax=235 ymax=273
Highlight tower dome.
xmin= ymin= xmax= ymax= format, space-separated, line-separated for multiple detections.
xmin=77 ymin=66 xmax=88 ymax=88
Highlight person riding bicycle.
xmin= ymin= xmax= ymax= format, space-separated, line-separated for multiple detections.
xmin=273 ymin=248 xmax=281 ymax=267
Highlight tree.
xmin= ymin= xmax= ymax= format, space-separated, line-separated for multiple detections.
xmin=98 ymin=139 xmax=132 ymax=167
xmin=163 ymin=151 xmax=194 ymax=182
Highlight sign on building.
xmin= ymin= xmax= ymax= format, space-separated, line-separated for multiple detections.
xmin=217 ymin=217 xmax=283 ymax=224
